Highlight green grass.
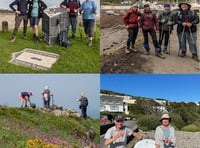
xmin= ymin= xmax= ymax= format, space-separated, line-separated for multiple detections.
xmin=0 ymin=26 xmax=100 ymax=73
xmin=0 ymin=107 xmax=100 ymax=147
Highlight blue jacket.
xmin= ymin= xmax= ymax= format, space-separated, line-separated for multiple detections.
xmin=80 ymin=0 xmax=97 ymax=20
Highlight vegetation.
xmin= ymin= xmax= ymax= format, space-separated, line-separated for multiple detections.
xmin=0 ymin=106 xmax=100 ymax=148
xmin=0 ymin=26 xmax=100 ymax=73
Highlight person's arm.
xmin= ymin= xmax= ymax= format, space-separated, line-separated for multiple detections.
xmin=155 ymin=126 xmax=162 ymax=148
xmin=190 ymin=11 xmax=199 ymax=25
xmin=154 ymin=14 xmax=159 ymax=30
xmin=9 ymin=0 xmax=18 ymax=12
xmin=104 ymin=131 xmax=124 ymax=145
xmin=133 ymin=132 xmax=144 ymax=140
xmin=92 ymin=1 xmax=97 ymax=14
xmin=41 ymin=1 xmax=47 ymax=11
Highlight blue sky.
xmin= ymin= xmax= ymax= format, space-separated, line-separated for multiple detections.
xmin=0 ymin=74 xmax=100 ymax=118
xmin=101 ymin=74 xmax=200 ymax=102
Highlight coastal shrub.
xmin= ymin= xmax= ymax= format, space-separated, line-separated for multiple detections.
xmin=170 ymin=114 xmax=185 ymax=130
xmin=137 ymin=114 xmax=160 ymax=131
xmin=181 ymin=124 xmax=200 ymax=132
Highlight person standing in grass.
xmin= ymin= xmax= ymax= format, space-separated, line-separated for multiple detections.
xmin=60 ymin=0 xmax=81 ymax=38
xmin=9 ymin=0 xmax=29 ymax=42
xmin=28 ymin=0 xmax=47 ymax=43
xmin=80 ymin=0 xmax=97 ymax=46
xmin=76 ymin=93 xmax=88 ymax=119
xmin=41 ymin=86 xmax=53 ymax=108
xmin=155 ymin=114 xmax=176 ymax=148
xmin=18 ymin=92 xmax=32 ymax=107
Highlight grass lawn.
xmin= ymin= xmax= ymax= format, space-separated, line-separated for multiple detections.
xmin=0 ymin=26 xmax=100 ymax=73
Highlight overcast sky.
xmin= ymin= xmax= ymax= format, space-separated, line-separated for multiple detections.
xmin=0 ymin=74 xmax=100 ymax=118
xmin=101 ymin=74 xmax=200 ymax=103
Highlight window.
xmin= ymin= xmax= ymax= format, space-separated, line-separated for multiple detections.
xmin=110 ymin=106 xmax=118 ymax=111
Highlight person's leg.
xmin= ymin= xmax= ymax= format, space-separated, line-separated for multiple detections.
xmin=125 ymin=27 xmax=133 ymax=53
xmin=159 ymin=29 xmax=164 ymax=46
xmin=71 ymin=17 xmax=78 ymax=38
xmin=87 ymin=20 xmax=95 ymax=46
xmin=20 ymin=99 xmax=25 ymax=107
xmin=23 ymin=15 xmax=28 ymax=38
xmin=81 ymin=106 xmax=87 ymax=119
xmin=163 ymin=31 xmax=169 ymax=53
xmin=177 ymin=32 xmax=187 ymax=56
xmin=143 ymin=30 xmax=150 ymax=54
xmin=83 ymin=21 xmax=88 ymax=38
xmin=10 ymin=15 xmax=23 ymax=42
xmin=187 ymin=32 xmax=198 ymax=60
xmin=131 ymin=27 xmax=138 ymax=51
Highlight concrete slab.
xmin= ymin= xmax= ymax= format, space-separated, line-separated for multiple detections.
xmin=10 ymin=48 xmax=60 ymax=70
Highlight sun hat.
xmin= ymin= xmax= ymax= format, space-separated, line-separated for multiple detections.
xmin=160 ymin=113 xmax=171 ymax=122
xmin=115 ymin=115 xmax=124 ymax=122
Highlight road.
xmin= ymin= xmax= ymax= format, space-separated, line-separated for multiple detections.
xmin=100 ymin=120 xmax=137 ymax=148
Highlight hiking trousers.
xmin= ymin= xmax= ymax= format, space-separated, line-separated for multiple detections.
xmin=69 ymin=17 xmax=78 ymax=36
xmin=83 ymin=19 xmax=95 ymax=38
xmin=80 ymin=106 xmax=87 ymax=119
xmin=127 ymin=27 xmax=138 ymax=47
xmin=159 ymin=30 xmax=170 ymax=48
xmin=177 ymin=32 xmax=197 ymax=54
xmin=143 ymin=29 xmax=160 ymax=50
xmin=12 ymin=15 xmax=28 ymax=37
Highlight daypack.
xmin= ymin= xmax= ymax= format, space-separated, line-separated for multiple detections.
xmin=124 ymin=11 xmax=140 ymax=24
xmin=82 ymin=97 xmax=88 ymax=107
xmin=61 ymin=31 xmax=71 ymax=47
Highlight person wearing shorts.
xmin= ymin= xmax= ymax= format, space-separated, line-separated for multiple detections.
xmin=18 ymin=92 xmax=32 ymax=107
xmin=28 ymin=0 xmax=47 ymax=43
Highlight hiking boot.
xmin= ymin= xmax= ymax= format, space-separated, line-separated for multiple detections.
xmin=34 ymin=36 xmax=39 ymax=43
xmin=88 ymin=40 xmax=92 ymax=46
xmin=72 ymin=34 xmax=75 ymax=38
xmin=125 ymin=46 xmax=130 ymax=54
xmin=155 ymin=53 xmax=165 ymax=59
xmin=130 ymin=47 xmax=138 ymax=53
xmin=145 ymin=51 xmax=150 ymax=55
xmin=23 ymin=35 xmax=27 ymax=39
xmin=163 ymin=48 xmax=169 ymax=54
xmin=10 ymin=36 xmax=16 ymax=42
xmin=180 ymin=51 xmax=186 ymax=57
xmin=192 ymin=54 xmax=199 ymax=61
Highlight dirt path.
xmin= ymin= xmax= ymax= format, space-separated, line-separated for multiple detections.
xmin=100 ymin=14 xmax=200 ymax=74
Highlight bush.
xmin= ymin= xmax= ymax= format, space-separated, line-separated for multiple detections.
xmin=137 ymin=114 xmax=160 ymax=131
xmin=170 ymin=114 xmax=185 ymax=130
xmin=181 ymin=124 xmax=200 ymax=132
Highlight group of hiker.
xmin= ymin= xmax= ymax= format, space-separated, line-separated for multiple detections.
xmin=18 ymin=88 xmax=89 ymax=120
xmin=123 ymin=2 xmax=199 ymax=61
xmin=18 ymin=86 xmax=53 ymax=108
xmin=9 ymin=0 xmax=97 ymax=46
xmin=104 ymin=113 xmax=176 ymax=148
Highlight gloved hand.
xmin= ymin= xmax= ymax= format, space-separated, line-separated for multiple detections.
xmin=167 ymin=21 xmax=173 ymax=25
xmin=161 ymin=19 xmax=166 ymax=23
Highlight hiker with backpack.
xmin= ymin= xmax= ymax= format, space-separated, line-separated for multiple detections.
xmin=140 ymin=4 xmax=165 ymax=58
xmin=60 ymin=0 xmax=81 ymax=38
xmin=9 ymin=0 xmax=29 ymax=42
xmin=123 ymin=5 xmax=141 ymax=54
xmin=158 ymin=3 xmax=174 ymax=54
xmin=41 ymin=86 xmax=53 ymax=108
xmin=80 ymin=0 xmax=97 ymax=46
xmin=76 ymin=93 xmax=88 ymax=119
xmin=18 ymin=92 xmax=32 ymax=107
xmin=28 ymin=0 xmax=47 ymax=43
xmin=155 ymin=114 xmax=176 ymax=148
xmin=174 ymin=2 xmax=199 ymax=61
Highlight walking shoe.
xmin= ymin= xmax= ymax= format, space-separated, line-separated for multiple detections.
xmin=88 ymin=40 xmax=92 ymax=46
xmin=23 ymin=35 xmax=28 ymax=39
xmin=72 ymin=34 xmax=75 ymax=38
xmin=192 ymin=54 xmax=199 ymax=61
xmin=130 ymin=47 xmax=138 ymax=53
xmin=125 ymin=46 xmax=130 ymax=54
xmin=180 ymin=51 xmax=186 ymax=57
xmin=163 ymin=48 xmax=169 ymax=54
xmin=155 ymin=53 xmax=165 ymax=59
xmin=145 ymin=51 xmax=150 ymax=55
xmin=9 ymin=36 xmax=16 ymax=42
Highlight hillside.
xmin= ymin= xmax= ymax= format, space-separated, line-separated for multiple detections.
xmin=0 ymin=106 xmax=100 ymax=148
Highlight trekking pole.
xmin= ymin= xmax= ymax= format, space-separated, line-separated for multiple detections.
xmin=79 ymin=16 xmax=83 ymax=41
xmin=178 ymin=25 xmax=186 ymax=56
xmin=188 ymin=27 xmax=195 ymax=44
xmin=93 ymin=19 xmax=96 ymax=43
xmin=159 ymin=23 xmax=164 ymax=45
xmin=168 ymin=25 xmax=171 ymax=55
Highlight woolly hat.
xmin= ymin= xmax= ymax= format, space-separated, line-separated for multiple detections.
xmin=164 ymin=3 xmax=170 ymax=8
xmin=144 ymin=4 xmax=150 ymax=8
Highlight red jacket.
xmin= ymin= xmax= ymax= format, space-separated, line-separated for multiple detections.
xmin=140 ymin=10 xmax=159 ymax=30
xmin=123 ymin=10 xmax=141 ymax=28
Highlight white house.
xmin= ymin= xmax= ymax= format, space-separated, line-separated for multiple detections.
xmin=100 ymin=94 xmax=129 ymax=115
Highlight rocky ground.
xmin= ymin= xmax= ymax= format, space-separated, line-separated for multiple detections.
xmin=128 ymin=130 xmax=200 ymax=148
xmin=100 ymin=12 xmax=200 ymax=74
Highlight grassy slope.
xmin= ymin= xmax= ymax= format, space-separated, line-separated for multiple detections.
xmin=0 ymin=107 xmax=100 ymax=148
xmin=0 ymin=26 xmax=100 ymax=73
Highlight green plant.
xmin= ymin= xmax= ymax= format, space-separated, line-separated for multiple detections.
xmin=181 ymin=124 xmax=200 ymax=132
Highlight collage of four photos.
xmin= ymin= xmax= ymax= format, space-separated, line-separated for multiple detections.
xmin=0 ymin=0 xmax=200 ymax=148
